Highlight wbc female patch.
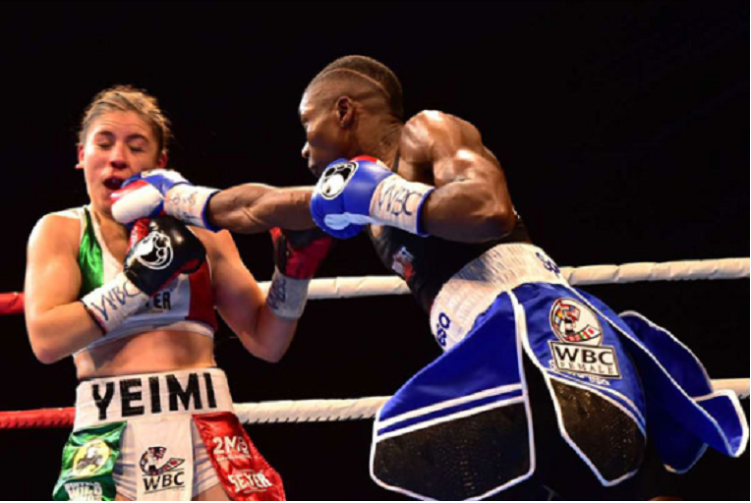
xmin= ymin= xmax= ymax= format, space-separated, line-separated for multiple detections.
xmin=548 ymin=298 xmax=621 ymax=380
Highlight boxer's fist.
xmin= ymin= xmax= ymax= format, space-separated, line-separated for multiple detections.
xmin=112 ymin=169 xmax=219 ymax=230
xmin=310 ymin=156 xmax=434 ymax=238
xmin=310 ymin=157 xmax=392 ymax=239
xmin=124 ymin=216 xmax=205 ymax=296
xmin=111 ymin=169 xmax=189 ymax=225
xmin=270 ymin=227 xmax=333 ymax=280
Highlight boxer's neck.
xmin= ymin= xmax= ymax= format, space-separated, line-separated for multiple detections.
xmin=362 ymin=120 xmax=402 ymax=169
xmin=92 ymin=206 xmax=129 ymax=262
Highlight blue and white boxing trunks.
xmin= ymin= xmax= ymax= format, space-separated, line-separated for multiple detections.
xmin=369 ymin=243 xmax=748 ymax=500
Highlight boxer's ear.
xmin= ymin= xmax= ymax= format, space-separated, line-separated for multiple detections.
xmin=76 ymin=145 xmax=85 ymax=169
xmin=156 ymin=152 xmax=168 ymax=169
xmin=336 ymin=96 xmax=354 ymax=128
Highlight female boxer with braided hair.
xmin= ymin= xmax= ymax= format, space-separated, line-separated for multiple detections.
xmin=24 ymin=85 xmax=329 ymax=501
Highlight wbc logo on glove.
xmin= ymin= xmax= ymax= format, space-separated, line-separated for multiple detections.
xmin=133 ymin=231 xmax=174 ymax=270
xmin=318 ymin=161 xmax=358 ymax=200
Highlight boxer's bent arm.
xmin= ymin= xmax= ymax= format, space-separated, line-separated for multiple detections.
xmin=404 ymin=112 xmax=516 ymax=243
xmin=421 ymin=150 xmax=515 ymax=242
xmin=24 ymin=215 xmax=103 ymax=364
xmin=208 ymin=231 xmax=298 ymax=363
xmin=207 ymin=184 xmax=315 ymax=234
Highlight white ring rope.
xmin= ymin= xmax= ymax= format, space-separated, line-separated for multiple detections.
xmin=234 ymin=379 xmax=749 ymax=424
xmin=259 ymin=258 xmax=750 ymax=299
xmin=235 ymin=397 xmax=390 ymax=424
xmin=2 ymin=257 xmax=747 ymax=429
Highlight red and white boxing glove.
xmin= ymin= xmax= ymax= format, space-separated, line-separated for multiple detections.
xmin=111 ymin=169 xmax=220 ymax=230
xmin=265 ymin=227 xmax=333 ymax=320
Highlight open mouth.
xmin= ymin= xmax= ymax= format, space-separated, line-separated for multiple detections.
xmin=103 ymin=177 xmax=125 ymax=191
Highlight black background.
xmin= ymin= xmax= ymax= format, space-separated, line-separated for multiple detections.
xmin=0 ymin=1 xmax=748 ymax=500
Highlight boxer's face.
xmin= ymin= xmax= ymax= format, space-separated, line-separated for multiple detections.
xmin=299 ymin=86 xmax=354 ymax=178
xmin=77 ymin=111 xmax=166 ymax=215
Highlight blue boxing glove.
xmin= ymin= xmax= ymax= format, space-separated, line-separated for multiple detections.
xmin=310 ymin=156 xmax=434 ymax=239
xmin=111 ymin=169 xmax=219 ymax=230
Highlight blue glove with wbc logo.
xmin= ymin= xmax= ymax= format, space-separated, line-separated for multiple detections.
xmin=310 ymin=156 xmax=434 ymax=239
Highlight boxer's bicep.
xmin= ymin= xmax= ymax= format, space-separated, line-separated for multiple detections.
xmin=24 ymin=215 xmax=83 ymax=319
xmin=24 ymin=215 xmax=101 ymax=362
xmin=403 ymin=112 xmax=517 ymax=242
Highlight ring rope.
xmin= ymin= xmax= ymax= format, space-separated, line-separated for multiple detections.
xmin=271 ymin=257 xmax=751 ymax=299
xmin=0 ymin=258 xmax=748 ymax=315
xmin=0 ymin=257 xmax=747 ymax=428
xmin=0 ymin=379 xmax=747 ymax=429
xmin=0 ymin=292 xmax=23 ymax=316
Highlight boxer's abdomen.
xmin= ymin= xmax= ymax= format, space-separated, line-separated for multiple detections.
xmin=368 ymin=217 xmax=532 ymax=311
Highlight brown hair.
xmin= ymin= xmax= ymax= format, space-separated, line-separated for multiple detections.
xmin=78 ymin=85 xmax=172 ymax=157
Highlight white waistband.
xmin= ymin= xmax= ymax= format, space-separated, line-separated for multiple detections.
xmin=429 ymin=243 xmax=568 ymax=350
xmin=74 ymin=368 xmax=234 ymax=430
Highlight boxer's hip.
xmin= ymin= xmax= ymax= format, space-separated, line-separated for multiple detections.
xmin=430 ymin=242 xmax=567 ymax=350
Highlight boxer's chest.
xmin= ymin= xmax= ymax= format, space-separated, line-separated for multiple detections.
xmin=97 ymin=220 xmax=129 ymax=263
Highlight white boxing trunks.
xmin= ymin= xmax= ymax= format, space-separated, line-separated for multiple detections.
xmin=54 ymin=368 xmax=285 ymax=501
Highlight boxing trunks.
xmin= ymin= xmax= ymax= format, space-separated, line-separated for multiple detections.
xmin=370 ymin=243 xmax=748 ymax=500
xmin=53 ymin=368 xmax=284 ymax=501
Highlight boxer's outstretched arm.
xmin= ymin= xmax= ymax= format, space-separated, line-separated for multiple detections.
xmin=403 ymin=111 xmax=517 ymax=243
xmin=207 ymin=185 xmax=315 ymax=234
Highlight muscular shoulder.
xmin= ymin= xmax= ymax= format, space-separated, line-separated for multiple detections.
xmin=28 ymin=211 xmax=81 ymax=256
xmin=400 ymin=110 xmax=483 ymax=163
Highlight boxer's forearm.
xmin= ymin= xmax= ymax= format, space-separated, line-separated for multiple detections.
xmin=27 ymin=302 xmax=104 ymax=364
xmin=235 ymin=304 xmax=298 ymax=363
xmin=208 ymin=185 xmax=315 ymax=233
xmin=421 ymin=180 xmax=516 ymax=243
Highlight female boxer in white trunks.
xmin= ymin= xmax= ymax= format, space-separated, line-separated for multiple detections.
xmin=25 ymin=85 xmax=327 ymax=501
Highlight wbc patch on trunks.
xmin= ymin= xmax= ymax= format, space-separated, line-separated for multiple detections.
xmin=138 ymin=445 xmax=187 ymax=497
xmin=548 ymin=298 xmax=622 ymax=380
